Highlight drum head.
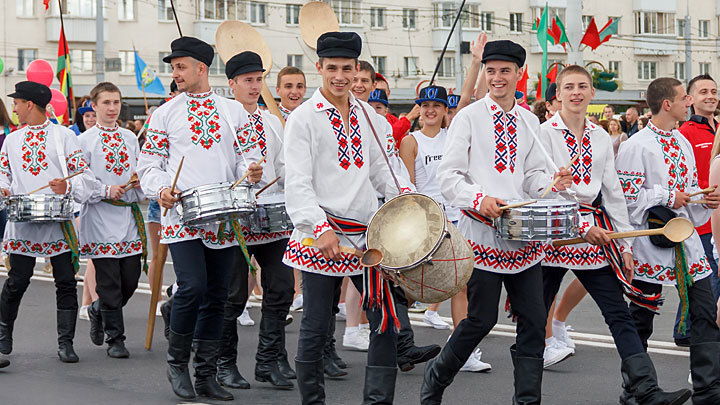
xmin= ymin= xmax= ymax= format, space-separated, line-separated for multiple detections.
xmin=366 ymin=193 xmax=446 ymax=270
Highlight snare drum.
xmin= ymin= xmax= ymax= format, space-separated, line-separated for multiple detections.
xmin=248 ymin=193 xmax=293 ymax=234
xmin=176 ymin=182 xmax=255 ymax=227
xmin=7 ymin=194 xmax=74 ymax=222
xmin=366 ymin=193 xmax=474 ymax=303
xmin=495 ymin=199 xmax=579 ymax=241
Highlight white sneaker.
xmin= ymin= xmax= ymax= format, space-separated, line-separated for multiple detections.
xmin=78 ymin=305 xmax=89 ymax=321
xmin=290 ymin=295 xmax=303 ymax=311
xmin=543 ymin=337 xmax=573 ymax=369
xmin=245 ymin=299 xmax=258 ymax=309
xmin=237 ymin=309 xmax=255 ymax=326
xmin=337 ymin=302 xmax=347 ymax=320
xmin=359 ymin=325 xmax=370 ymax=341
xmin=408 ymin=302 xmax=428 ymax=313
xmin=156 ymin=300 xmax=166 ymax=317
xmin=343 ymin=330 xmax=369 ymax=351
xmin=460 ymin=349 xmax=492 ymax=372
xmin=552 ymin=323 xmax=576 ymax=350
xmin=688 ymin=370 xmax=693 ymax=385
xmin=423 ymin=311 xmax=451 ymax=330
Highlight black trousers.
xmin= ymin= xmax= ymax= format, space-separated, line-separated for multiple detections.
xmin=630 ymin=276 xmax=720 ymax=349
xmin=0 ymin=252 xmax=77 ymax=322
xmin=168 ymin=240 xmax=236 ymax=340
xmin=93 ymin=255 xmax=141 ymax=311
xmin=296 ymin=271 xmax=398 ymax=367
xmin=448 ymin=264 xmax=546 ymax=361
xmin=543 ymin=266 xmax=645 ymax=359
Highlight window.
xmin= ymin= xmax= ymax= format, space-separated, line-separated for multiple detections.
xmin=674 ymin=62 xmax=685 ymax=80
xmin=71 ymin=49 xmax=95 ymax=73
xmin=54 ymin=0 xmax=99 ymax=17
xmin=287 ymin=54 xmax=302 ymax=69
xmin=700 ymin=62 xmax=711 ymax=75
xmin=16 ymin=0 xmax=34 ymax=17
xmin=118 ymin=50 xmax=134 ymax=74
xmin=199 ymin=0 xmax=265 ymax=23
xmin=158 ymin=0 xmax=174 ymax=20
xmin=208 ymin=53 xmax=226 ymax=76
xmin=404 ymin=57 xmax=419 ymax=77
xmin=403 ymin=9 xmax=417 ymax=30
xmin=372 ymin=56 xmax=386 ymax=76
xmin=608 ymin=61 xmax=620 ymax=78
xmin=582 ymin=15 xmax=593 ymax=30
xmin=370 ymin=7 xmax=385 ymax=28
xmin=286 ymin=4 xmax=299 ymax=25
xmin=510 ymin=13 xmax=523 ymax=33
xmin=531 ymin=7 xmax=565 ymax=29
xmin=434 ymin=2 xmax=455 ymax=28
xmin=699 ymin=20 xmax=710 ymax=38
xmin=637 ymin=61 xmax=658 ymax=80
xmin=635 ymin=12 xmax=675 ymax=35
xmin=17 ymin=49 xmax=37 ymax=71
xmin=479 ymin=11 xmax=493 ymax=32
xmin=465 ymin=4 xmax=480 ymax=28
xmin=158 ymin=52 xmax=171 ymax=73
xmin=325 ymin=0 xmax=360 ymax=26
xmin=677 ymin=19 xmax=686 ymax=38
xmin=437 ymin=57 xmax=455 ymax=78
xmin=118 ymin=0 xmax=134 ymax=20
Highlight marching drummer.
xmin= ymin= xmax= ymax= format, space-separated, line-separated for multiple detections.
xmin=220 ymin=50 xmax=296 ymax=390
xmin=0 ymin=81 xmax=96 ymax=363
xmin=137 ymin=36 xmax=263 ymax=401
xmin=77 ymin=82 xmax=146 ymax=359
xmin=276 ymin=66 xmax=306 ymax=120
xmin=429 ymin=40 xmax=572 ymax=404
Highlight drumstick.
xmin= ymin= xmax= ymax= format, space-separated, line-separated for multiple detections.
xmin=688 ymin=199 xmax=708 ymax=204
xmin=145 ymin=243 xmax=168 ymax=350
xmin=230 ymin=156 xmax=267 ymax=190
xmin=27 ymin=170 xmax=85 ymax=195
xmin=301 ymin=238 xmax=363 ymax=257
xmin=540 ymin=153 xmax=581 ymax=198
xmin=255 ymin=176 xmax=281 ymax=198
xmin=162 ymin=156 xmax=185 ymax=216
xmin=688 ymin=187 xmax=716 ymax=198
xmin=498 ymin=200 xmax=537 ymax=211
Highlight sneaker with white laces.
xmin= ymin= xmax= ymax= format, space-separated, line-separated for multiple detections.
xmin=423 ymin=311 xmax=451 ymax=330
xmin=460 ymin=349 xmax=492 ymax=372
xmin=408 ymin=302 xmax=428 ymax=313
xmin=290 ymin=294 xmax=303 ymax=311
xmin=337 ymin=302 xmax=347 ymax=320
xmin=78 ymin=305 xmax=89 ymax=321
xmin=237 ymin=309 xmax=255 ymax=326
xmin=358 ymin=326 xmax=370 ymax=340
xmin=552 ymin=323 xmax=576 ymax=350
xmin=543 ymin=337 xmax=573 ymax=369
xmin=343 ymin=330 xmax=369 ymax=351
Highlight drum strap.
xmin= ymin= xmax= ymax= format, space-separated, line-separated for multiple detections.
xmin=461 ymin=209 xmax=494 ymax=228
xmin=578 ymin=203 xmax=663 ymax=313
xmin=60 ymin=221 xmax=80 ymax=273
xmin=221 ymin=220 xmax=256 ymax=275
xmin=101 ymin=199 xmax=148 ymax=274
xmin=326 ymin=211 xmax=367 ymax=235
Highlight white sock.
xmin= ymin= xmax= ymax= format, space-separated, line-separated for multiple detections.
xmin=345 ymin=326 xmax=359 ymax=335
xmin=359 ymin=323 xmax=369 ymax=330
xmin=552 ymin=319 xmax=565 ymax=329
xmin=426 ymin=310 xmax=438 ymax=317
xmin=545 ymin=337 xmax=555 ymax=346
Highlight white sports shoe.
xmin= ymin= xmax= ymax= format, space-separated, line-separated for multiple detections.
xmin=460 ymin=349 xmax=492 ymax=372
xmin=552 ymin=323 xmax=576 ymax=350
xmin=408 ymin=302 xmax=428 ymax=313
xmin=337 ymin=302 xmax=347 ymax=320
xmin=343 ymin=330 xmax=369 ymax=351
xmin=359 ymin=326 xmax=370 ymax=341
xmin=237 ymin=309 xmax=255 ymax=326
xmin=688 ymin=370 xmax=693 ymax=385
xmin=423 ymin=312 xmax=451 ymax=330
xmin=156 ymin=300 xmax=166 ymax=317
xmin=543 ymin=337 xmax=573 ymax=369
xmin=78 ymin=305 xmax=89 ymax=321
xmin=290 ymin=295 xmax=303 ymax=311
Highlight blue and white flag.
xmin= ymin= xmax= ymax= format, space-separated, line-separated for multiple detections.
xmin=134 ymin=50 xmax=165 ymax=95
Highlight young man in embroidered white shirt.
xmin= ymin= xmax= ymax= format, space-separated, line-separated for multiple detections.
xmin=539 ymin=66 xmax=691 ymax=404
xmin=276 ymin=66 xmax=307 ymax=121
xmin=616 ymin=77 xmax=720 ymax=404
xmin=428 ymin=40 xmax=572 ymax=404
xmin=78 ymin=82 xmax=146 ymax=360
xmin=0 ymin=81 xmax=95 ymax=364
xmin=283 ymin=32 xmax=413 ymax=404
xmin=137 ymin=36 xmax=263 ymax=402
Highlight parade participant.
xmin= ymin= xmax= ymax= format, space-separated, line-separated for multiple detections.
xmin=77 ymin=82 xmax=146 ymax=359
xmin=376 ymin=72 xmax=420 ymax=145
xmin=616 ymin=77 xmax=720 ymax=404
xmin=222 ymin=50 xmax=295 ymax=389
xmin=545 ymin=82 xmax=561 ymax=118
xmin=69 ymin=100 xmax=96 ymax=135
xmin=368 ymin=89 xmax=389 ymax=117
xmin=283 ymin=31 xmax=414 ymax=404
xmin=446 ymin=94 xmax=460 ymax=125
xmin=276 ymin=66 xmax=306 ymax=120
xmin=137 ymin=36 xmax=263 ymax=401
xmin=427 ymin=40 xmax=573 ymax=404
xmin=0 ymin=81 xmax=95 ymax=363
xmin=539 ymin=66 xmax=691 ymax=404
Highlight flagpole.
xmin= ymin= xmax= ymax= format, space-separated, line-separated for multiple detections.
xmin=541 ymin=4 xmax=548 ymax=100
xmin=57 ymin=0 xmax=77 ymax=120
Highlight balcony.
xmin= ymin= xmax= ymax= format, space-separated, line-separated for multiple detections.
xmin=45 ymin=16 xmax=108 ymax=42
xmin=632 ymin=34 xmax=678 ymax=56
xmin=431 ymin=27 xmax=484 ymax=52
xmin=633 ymin=0 xmax=676 ymax=12
xmin=530 ymin=42 xmax=568 ymax=55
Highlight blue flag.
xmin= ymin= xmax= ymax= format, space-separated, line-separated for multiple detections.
xmin=134 ymin=50 xmax=165 ymax=95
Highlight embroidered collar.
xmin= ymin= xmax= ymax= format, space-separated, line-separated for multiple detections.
xmin=96 ymin=123 xmax=119 ymax=132
xmin=278 ymin=104 xmax=292 ymax=115
xmin=484 ymin=94 xmax=519 ymax=118
xmin=27 ymin=120 xmax=51 ymax=131
xmin=311 ymin=88 xmax=359 ymax=112
xmin=647 ymin=120 xmax=673 ymax=137
xmin=186 ymin=90 xmax=214 ymax=99
xmin=547 ymin=113 xmax=596 ymax=133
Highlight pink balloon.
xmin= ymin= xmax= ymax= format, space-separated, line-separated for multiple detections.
xmin=49 ymin=89 xmax=68 ymax=117
xmin=26 ymin=59 xmax=54 ymax=86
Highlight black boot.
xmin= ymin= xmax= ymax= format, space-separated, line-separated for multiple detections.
xmin=57 ymin=309 xmax=79 ymax=363
xmin=194 ymin=340 xmax=234 ymax=401
xmin=397 ymin=344 xmax=441 ymax=373
xmin=160 ymin=298 xmax=172 ymax=341
xmin=324 ymin=316 xmax=347 ymax=377
xmin=0 ymin=358 xmax=8 ymax=368
xmin=167 ymin=330 xmax=195 ymax=400
xmin=512 ymin=355 xmax=543 ymax=404
xmin=88 ymin=300 xmax=103 ymax=346
xmin=296 ymin=358 xmax=325 ymax=405
xmin=255 ymin=315 xmax=294 ymax=389
xmin=620 ymin=352 xmax=691 ymax=405
xmin=690 ymin=342 xmax=720 ymax=404
xmin=0 ymin=321 xmax=14 ymax=355
xmin=216 ymin=318 xmax=250 ymax=389
xmin=101 ymin=309 xmax=129 ymax=358
xmin=278 ymin=325 xmax=296 ymax=379
xmin=395 ymin=300 xmax=440 ymax=372
xmin=363 ymin=366 xmax=397 ymax=405
xmin=420 ymin=344 xmax=464 ymax=405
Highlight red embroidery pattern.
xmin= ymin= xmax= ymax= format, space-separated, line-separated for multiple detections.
xmin=80 ymin=239 xmax=143 ymax=256
xmin=469 ymin=240 xmax=544 ymax=271
xmin=325 ymin=108 xmax=364 ymax=170
xmin=472 ymin=193 xmax=484 ymax=210
xmin=162 ymin=224 xmax=236 ymax=245
xmin=142 ymin=129 xmax=170 ymax=158
xmin=0 ymin=151 xmax=9 ymax=178
xmin=187 ymin=93 xmax=221 ymax=150
xmin=634 ymin=258 xmax=710 ymax=283
xmin=98 ymin=125 xmax=131 ymax=176
xmin=284 ymin=239 xmax=361 ymax=274
xmin=562 ymin=127 xmax=592 ymax=185
xmin=544 ymin=244 xmax=606 ymax=267
xmin=492 ymin=110 xmax=518 ymax=173
xmin=4 ymin=238 xmax=70 ymax=255
xmin=241 ymin=112 xmax=267 ymax=156
xmin=314 ymin=221 xmax=332 ymax=238
xmin=21 ymin=124 xmax=49 ymax=176
xmin=67 ymin=150 xmax=88 ymax=173
xmin=240 ymin=224 xmax=291 ymax=244
xmin=617 ymin=170 xmax=644 ymax=201
xmin=656 ymin=136 xmax=689 ymax=193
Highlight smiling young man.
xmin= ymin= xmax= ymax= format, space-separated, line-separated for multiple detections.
xmin=538 ymin=66 xmax=690 ymax=404
xmin=428 ymin=40 xmax=572 ymax=404
xmin=283 ymin=31 xmax=413 ymax=404
xmin=616 ymin=77 xmax=720 ymax=404
xmin=77 ymin=82 xmax=146 ymax=360
xmin=276 ymin=66 xmax=306 ymax=120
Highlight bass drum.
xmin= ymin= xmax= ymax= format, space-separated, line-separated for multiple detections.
xmin=366 ymin=193 xmax=474 ymax=303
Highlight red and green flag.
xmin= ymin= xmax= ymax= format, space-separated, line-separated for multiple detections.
xmin=550 ymin=17 xmax=569 ymax=49
xmin=599 ymin=17 xmax=621 ymax=44
xmin=56 ymin=29 xmax=73 ymax=125
xmin=580 ymin=17 xmax=602 ymax=50
xmin=536 ymin=3 xmax=549 ymax=101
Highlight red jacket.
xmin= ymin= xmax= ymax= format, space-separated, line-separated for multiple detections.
xmin=386 ymin=113 xmax=411 ymax=147
xmin=679 ymin=115 xmax=718 ymax=235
